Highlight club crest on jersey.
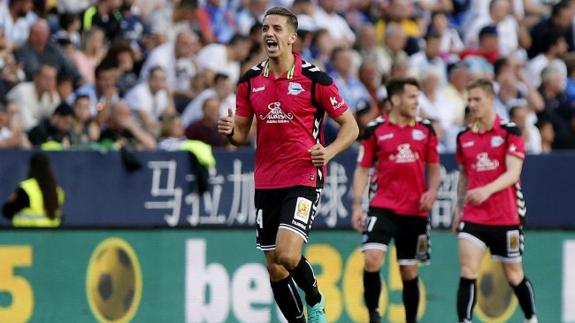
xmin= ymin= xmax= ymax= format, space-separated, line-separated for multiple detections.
xmin=474 ymin=152 xmax=499 ymax=171
xmin=288 ymin=82 xmax=305 ymax=95
xmin=260 ymin=102 xmax=294 ymax=124
xmin=491 ymin=136 xmax=504 ymax=147
xmin=412 ymin=129 xmax=425 ymax=141
xmin=390 ymin=144 xmax=418 ymax=163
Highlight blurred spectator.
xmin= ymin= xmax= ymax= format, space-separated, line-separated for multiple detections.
xmin=509 ymin=103 xmax=542 ymax=154
xmin=436 ymin=62 xmax=468 ymax=133
xmin=429 ymin=10 xmax=464 ymax=59
xmin=344 ymin=0 xmax=375 ymax=31
xmin=0 ymin=31 xmax=26 ymax=95
xmin=196 ymin=34 xmax=251 ymax=85
xmin=329 ymin=46 xmax=371 ymax=114
xmin=27 ymin=102 xmax=74 ymax=148
xmin=460 ymin=25 xmax=500 ymax=64
xmin=140 ymin=29 xmax=198 ymax=98
xmin=181 ymin=73 xmax=235 ymax=128
xmin=358 ymin=60 xmax=386 ymax=106
xmin=529 ymin=0 xmax=575 ymax=59
xmin=14 ymin=19 xmax=80 ymax=82
xmin=313 ymin=0 xmax=356 ymax=46
xmin=99 ymin=100 xmax=156 ymax=150
xmin=7 ymin=64 xmax=60 ymax=131
xmin=70 ymin=95 xmax=100 ymax=147
xmin=124 ymin=66 xmax=175 ymax=133
xmin=73 ymin=60 xmax=120 ymax=115
xmin=119 ymin=0 xmax=148 ymax=50
xmin=237 ymin=0 xmax=268 ymax=36
xmin=379 ymin=23 xmax=408 ymax=76
xmin=0 ymin=0 xmax=36 ymax=47
xmin=54 ymin=13 xmax=81 ymax=48
xmin=355 ymin=24 xmax=388 ymax=80
xmin=196 ymin=0 xmax=237 ymax=44
xmin=185 ymin=96 xmax=227 ymax=147
xmin=536 ymin=119 xmax=555 ymax=154
xmin=310 ymin=28 xmax=335 ymax=71
xmin=0 ymin=100 xmax=30 ymax=148
xmin=81 ymin=0 xmax=123 ymax=41
xmin=62 ymin=27 xmax=107 ymax=85
xmin=418 ymin=67 xmax=443 ymax=122
xmin=375 ymin=0 xmax=421 ymax=54
xmin=57 ymin=0 xmax=91 ymax=14
xmin=409 ymin=30 xmax=447 ymax=84
xmin=104 ymin=41 xmax=139 ymax=95
xmin=526 ymin=30 xmax=567 ymax=88
xmin=539 ymin=65 xmax=575 ymax=149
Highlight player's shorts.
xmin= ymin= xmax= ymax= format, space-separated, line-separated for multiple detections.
xmin=458 ymin=221 xmax=524 ymax=263
xmin=255 ymin=186 xmax=322 ymax=251
xmin=361 ymin=208 xmax=430 ymax=265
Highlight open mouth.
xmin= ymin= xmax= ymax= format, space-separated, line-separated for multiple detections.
xmin=265 ymin=39 xmax=278 ymax=51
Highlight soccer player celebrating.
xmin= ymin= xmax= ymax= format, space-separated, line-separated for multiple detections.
xmin=453 ymin=78 xmax=537 ymax=323
xmin=351 ymin=77 xmax=441 ymax=323
xmin=218 ymin=7 xmax=358 ymax=323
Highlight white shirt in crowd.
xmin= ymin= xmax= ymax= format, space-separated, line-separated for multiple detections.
xmin=197 ymin=44 xmax=241 ymax=84
xmin=526 ymin=55 xmax=568 ymax=88
xmin=181 ymin=89 xmax=235 ymax=128
xmin=140 ymin=42 xmax=197 ymax=92
xmin=312 ymin=8 xmax=356 ymax=45
xmin=465 ymin=15 xmax=519 ymax=56
xmin=7 ymin=82 xmax=60 ymax=131
xmin=124 ymin=82 xmax=170 ymax=122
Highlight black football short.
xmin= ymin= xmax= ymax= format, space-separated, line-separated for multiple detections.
xmin=361 ymin=208 xmax=430 ymax=265
xmin=458 ymin=221 xmax=524 ymax=262
xmin=254 ymin=186 xmax=321 ymax=251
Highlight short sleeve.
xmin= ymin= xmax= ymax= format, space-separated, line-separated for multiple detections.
xmin=315 ymin=82 xmax=348 ymax=118
xmin=426 ymin=130 xmax=440 ymax=163
xmin=235 ymin=82 xmax=253 ymax=117
xmin=358 ymin=134 xmax=376 ymax=168
xmin=507 ymin=132 xmax=526 ymax=160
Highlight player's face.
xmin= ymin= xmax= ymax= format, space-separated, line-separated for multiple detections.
xmin=262 ymin=15 xmax=297 ymax=59
xmin=467 ymin=87 xmax=493 ymax=120
xmin=398 ymin=84 xmax=419 ymax=119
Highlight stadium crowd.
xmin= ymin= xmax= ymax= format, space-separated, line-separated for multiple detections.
xmin=0 ymin=0 xmax=574 ymax=153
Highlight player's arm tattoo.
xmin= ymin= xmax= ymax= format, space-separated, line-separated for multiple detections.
xmin=456 ymin=166 xmax=467 ymax=210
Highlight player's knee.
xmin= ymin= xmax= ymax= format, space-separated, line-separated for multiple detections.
xmin=460 ymin=264 xmax=479 ymax=279
xmin=266 ymin=262 xmax=288 ymax=280
xmin=399 ymin=265 xmax=418 ymax=281
xmin=275 ymin=249 xmax=300 ymax=270
xmin=503 ymin=263 xmax=524 ymax=286
xmin=364 ymin=250 xmax=384 ymax=272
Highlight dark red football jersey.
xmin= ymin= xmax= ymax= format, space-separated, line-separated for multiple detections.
xmin=358 ymin=116 xmax=440 ymax=217
xmin=456 ymin=116 xmax=526 ymax=226
xmin=236 ymin=53 xmax=348 ymax=189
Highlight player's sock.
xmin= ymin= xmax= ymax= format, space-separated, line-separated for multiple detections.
xmin=270 ymin=276 xmax=305 ymax=323
xmin=457 ymin=277 xmax=477 ymax=323
xmin=363 ymin=270 xmax=381 ymax=314
xmin=289 ymin=256 xmax=321 ymax=306
xmin=402 ymin=276 xmax=419 ymax=323
xmin=511 ymin=277 xmax=536 ymax=319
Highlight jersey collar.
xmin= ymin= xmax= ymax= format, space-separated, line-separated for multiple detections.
xmin=388 ymin=113 xmax=416 ymax=127
xmin=471 ymin=115 xmax=501 ymax=133
xmin=263 ymin=53 xmax=300 ymax=80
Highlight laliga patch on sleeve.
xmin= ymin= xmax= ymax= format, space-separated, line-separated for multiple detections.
xmin=294 ymin=197 xmax=312 ymax=223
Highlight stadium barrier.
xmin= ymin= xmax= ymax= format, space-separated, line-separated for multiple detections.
xmin=0 ymin=149 xmax=574 ymax=228
xmin=0 ymin=230 xmax=573 ymax=322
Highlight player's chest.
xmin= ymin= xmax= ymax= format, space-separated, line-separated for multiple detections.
xmin=375 ymin=127 xmax=428 ymax=156
xmin=249 ymin=78 xmax=315 ymax=120
xmin=460 ymin=133 xmax=507 ymax=171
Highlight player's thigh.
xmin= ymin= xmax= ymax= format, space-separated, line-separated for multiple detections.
xmin=395 ymin=215 xmax=430 ymax=266
xmin=457 ymin=222 xmax=487 ymax=278
xmin=255 ymin=189 xmax=283 ymax=251
xmin=277 ymin=186 xmax=321 ymax=244
xmin=501 ymin=261 xmax=525 ymax=286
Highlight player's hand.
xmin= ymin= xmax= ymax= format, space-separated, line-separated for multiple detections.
xmin=351 ymin=207 xmax=366 ymax=233
xmin=419 ymin=190 xmax=437 ymax=212
xmin=465 ymin=187 xmax=491 ymax=205
xmin=451 ymin=206 xmax=461 ymax=234
xmin=309 ymin=143 xmax=332 ymax=166
xmin=218 ymin=108 xmax=235 ymax=136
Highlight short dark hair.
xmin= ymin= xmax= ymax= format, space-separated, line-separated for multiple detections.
xmin=542 ymin=30 xmax=566 ymax=53
xmin=214 ymin=73 xmax=229 ymax=84
xmin=386 ymin=77 xmax=420 ymax=99
xmin=264 ymin=7 xmax=298 ymax=32
xmin=74 ymin=95 xmax=90 ymax=105
xmin=466 ymin=78 xmax=495 ymax=96
xmin=53 ymin=103 xmax=75 ymax=117
xmin=228 ymin=34 xmax=250 ymax=46
xmin=552 ymin=0 xmax=572 ymax=18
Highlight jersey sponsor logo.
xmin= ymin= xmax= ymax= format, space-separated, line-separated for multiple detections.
xmin=259 ymin=102 xmax=294 ymax=124
xmin=287 ymin=82 xmax=304 ymax=95
xmin=378 ymin=133 xmax=394 ymax=142
xmin=329 ymin=96 xmax=345 ymax=110
xmin=412 ymin=129 xmax=425 ymax=141
xmin=474 ymin=152 xmax=500 ymax=172
xmin=252 ymin=86 xmax=265 ymax=93
xmin=491 ymin=136 xmax=504 ymax=147
xmin=294 ymin=197 xmax=312 ymax=223
xmin=462 ymin=141 xmax=475 ymax=148
xmin=390 ymin=143 xmax=418 ymax=163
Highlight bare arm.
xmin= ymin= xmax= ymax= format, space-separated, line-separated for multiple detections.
xmin=351 ymin=165 xmax=370 ymax=233
xmin=466 ymin=155 xmax=523 ymax=205
xmin=218 ymin=109 xmax=253 ymax=146
xmin=452 ymin=165 xmax=467 ymax=233
xmin=310 ymin=110 xmax=359 ymax=166
xmin=420 ymin=162 xmax=441 ymax=211
xmin=125 ymin=121 xmax=157 ymax=150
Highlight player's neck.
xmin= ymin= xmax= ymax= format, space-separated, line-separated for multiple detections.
xmin=268 ymin=52 xmax=295 ymax=77
xmin=389 ymin=109 xmax=413 ymax=127
xmin=474 ymin=112 xmax=497 ymax=133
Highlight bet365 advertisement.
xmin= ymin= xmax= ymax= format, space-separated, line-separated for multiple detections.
xmin=0 ymin=230 xmax=573 ymax=323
